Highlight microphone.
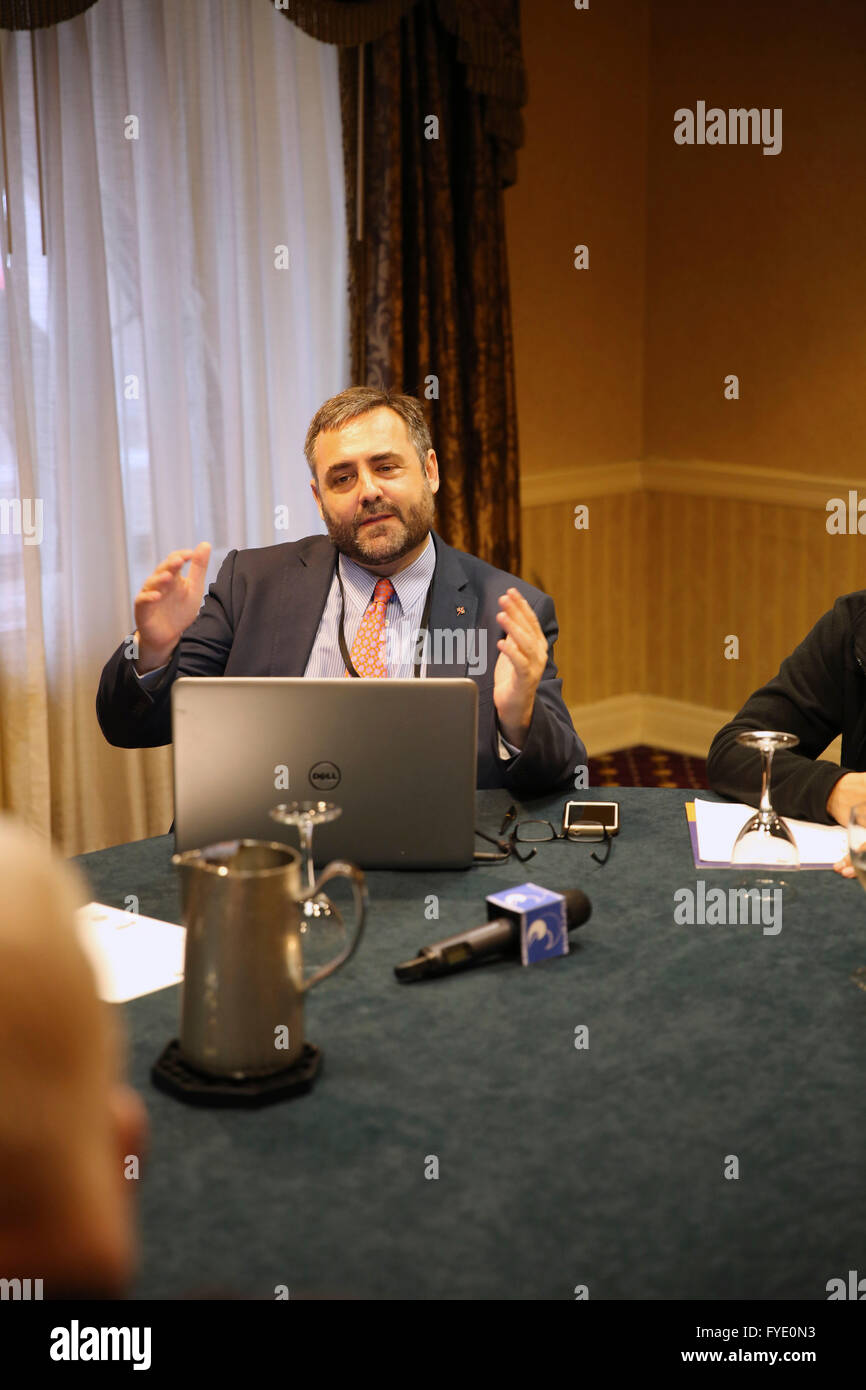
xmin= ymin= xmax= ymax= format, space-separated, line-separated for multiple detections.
xmin=394 ymin=886 xmax=591 ymax=982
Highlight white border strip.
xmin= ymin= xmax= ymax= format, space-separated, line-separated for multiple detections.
xmin=521 ymin=458 xmax=866 ymax=510
xmin=570 ymin=694 xmax=843 ymax=764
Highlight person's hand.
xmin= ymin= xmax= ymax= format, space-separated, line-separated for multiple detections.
xmin=132 ymin=542 xmax=211 ymax=672
xmin=827 ymin=773 xmax=866 ymax=876
xmin=826 ymin=772 xmax=866 ymax=828
xmin=492 ymin=588 xmax=548 ymax=750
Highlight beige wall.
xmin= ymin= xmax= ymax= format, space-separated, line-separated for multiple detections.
xmin=508 ymin=0 xmax=866 ymax=750
xmin=522 ymin=493 xmax=648 ymax=704
xmin=645 ymin=0 xmax=866 ymax=474
xmin=507 ymin=0 xmax=649 ymax=476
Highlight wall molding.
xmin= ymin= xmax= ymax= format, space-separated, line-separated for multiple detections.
xmin=521 ymin=457 xmax=866 ymax=511
xmin=636 ymin=695 xmax=733 ymax=759
xmin=570 ymin=693 xmax=843 ymax=765
xmin=569 ymin=693 xmax=732 ymax=758
xmin=520 ymin=460 xmax=644 ymax=506
xmin=568 ymin=693 xmax=646 ymax=754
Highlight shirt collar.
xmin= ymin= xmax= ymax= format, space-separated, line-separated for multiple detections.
xmin=338 ymin=533 xmax=435 ymax=612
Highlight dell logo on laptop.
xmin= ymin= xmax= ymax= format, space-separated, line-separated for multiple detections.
xmin=309 ymin=761 xmax=341 ymax=790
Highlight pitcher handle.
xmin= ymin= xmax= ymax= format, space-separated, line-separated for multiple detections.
xmin=299 ymin=859 xmax=367 ymax=992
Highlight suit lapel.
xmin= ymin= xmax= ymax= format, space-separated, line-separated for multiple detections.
xmin=269 ymin=536 xmax=337 ymax=676
xmin=426 ymin=532 xmax=478 ymax=679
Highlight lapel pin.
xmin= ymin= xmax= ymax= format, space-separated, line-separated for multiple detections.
xmin=456 ymin=605 xmax=465 ymax=616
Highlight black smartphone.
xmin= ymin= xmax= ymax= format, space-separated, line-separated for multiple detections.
xmin=562 ymin=800 xmax=620 ymax=838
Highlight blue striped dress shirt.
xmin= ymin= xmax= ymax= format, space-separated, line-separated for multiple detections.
xmin=304 ymin=534 xmax=436 ymax=678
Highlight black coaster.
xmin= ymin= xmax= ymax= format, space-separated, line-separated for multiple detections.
xmin=151 ymin=1038 xmax=321 ymax=1108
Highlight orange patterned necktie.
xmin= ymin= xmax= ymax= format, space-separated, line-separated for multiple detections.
xmin=347 ymin=576 xmax=395 ymax=678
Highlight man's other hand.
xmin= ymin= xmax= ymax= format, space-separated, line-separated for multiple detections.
xmin=492 ymin=588 xmax=548 ymax=750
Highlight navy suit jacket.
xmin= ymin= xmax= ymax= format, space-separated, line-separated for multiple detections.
xmin=96 ymin=531 xmax=584 ymax=796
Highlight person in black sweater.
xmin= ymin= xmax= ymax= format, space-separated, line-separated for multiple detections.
xmin=706 ymin=591 xmax=866 ymax=878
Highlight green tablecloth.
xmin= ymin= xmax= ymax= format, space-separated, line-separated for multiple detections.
xmin=74 ymin=788 xmax=866 ymax=1300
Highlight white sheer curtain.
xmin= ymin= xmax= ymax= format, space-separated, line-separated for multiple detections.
xmin=0 ymin=0 xmax=348 ymax=854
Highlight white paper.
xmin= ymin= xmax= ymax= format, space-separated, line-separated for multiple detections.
xmin=693 ymin=799 xmax=848 ymax=869
xmin=75 ymin=902 xmax=185 ymax=1003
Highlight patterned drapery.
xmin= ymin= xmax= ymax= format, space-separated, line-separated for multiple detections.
xmin=280 ymin=0 xmax=526 ymax=570
xmin=0 ymin=0 xmax=95 ymax=27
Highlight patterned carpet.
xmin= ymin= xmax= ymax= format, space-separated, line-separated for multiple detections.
xmin=588 ymin=744 xmax=709 ymax=790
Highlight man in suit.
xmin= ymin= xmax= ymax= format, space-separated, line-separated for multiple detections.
xmin=97 ymin=387 xmax=584 ymax=795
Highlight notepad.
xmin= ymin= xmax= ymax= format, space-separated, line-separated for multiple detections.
xmin=686 ymin=799 xmax=848 ymax=870
xmin=75 ymin=902 xmax=185 ymax=1003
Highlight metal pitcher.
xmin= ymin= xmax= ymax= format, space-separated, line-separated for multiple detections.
xmin=172 ymin=839 xmax=366 ymax=1078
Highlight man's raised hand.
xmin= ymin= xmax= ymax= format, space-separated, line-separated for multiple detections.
xmin=492 ymin=587 xmax=548 ymax=750
xmin=133 ymin=542 xmax=211 ymax=673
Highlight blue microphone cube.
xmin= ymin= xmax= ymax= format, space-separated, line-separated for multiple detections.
xmin=486 ymin=884 xmax=569 ymax=966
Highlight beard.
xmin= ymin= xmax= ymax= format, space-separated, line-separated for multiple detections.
xmin=320 ymin=486 xmax=436 ymax=568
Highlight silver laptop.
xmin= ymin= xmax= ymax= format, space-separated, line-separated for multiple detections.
xmin=171 ymin=677 xmax=478 ymax=868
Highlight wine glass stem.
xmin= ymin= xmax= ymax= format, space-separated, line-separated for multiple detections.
xmin=299 ymin=821 xmax=316 ymax=893
xmin=758 ymin=747 xmax=774 ymax=820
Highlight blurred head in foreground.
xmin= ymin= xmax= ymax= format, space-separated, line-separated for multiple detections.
xmin=0 ymin=818 xmax=147 ymax=1296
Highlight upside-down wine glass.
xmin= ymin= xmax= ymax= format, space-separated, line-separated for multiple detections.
xmin=849 ymin=804 xmax=866 ymax=995
xmin=270 ymin=801 xmax=347 ymax=974
xmin=846 ymin=802 xmax=866 ymax=893
xmin=729 ymin=730 xmax=799 ymax=893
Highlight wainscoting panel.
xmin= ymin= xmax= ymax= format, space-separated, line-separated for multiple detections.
xmin=522 ymin=459 xmax=866 ymax=756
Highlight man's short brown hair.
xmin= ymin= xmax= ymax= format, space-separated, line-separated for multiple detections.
xmin=304 ymin=387 xmax=433 ymax=479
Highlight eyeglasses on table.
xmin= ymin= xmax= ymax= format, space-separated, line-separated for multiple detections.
xmin=474 ymin=805 xmax=613 ymax=866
